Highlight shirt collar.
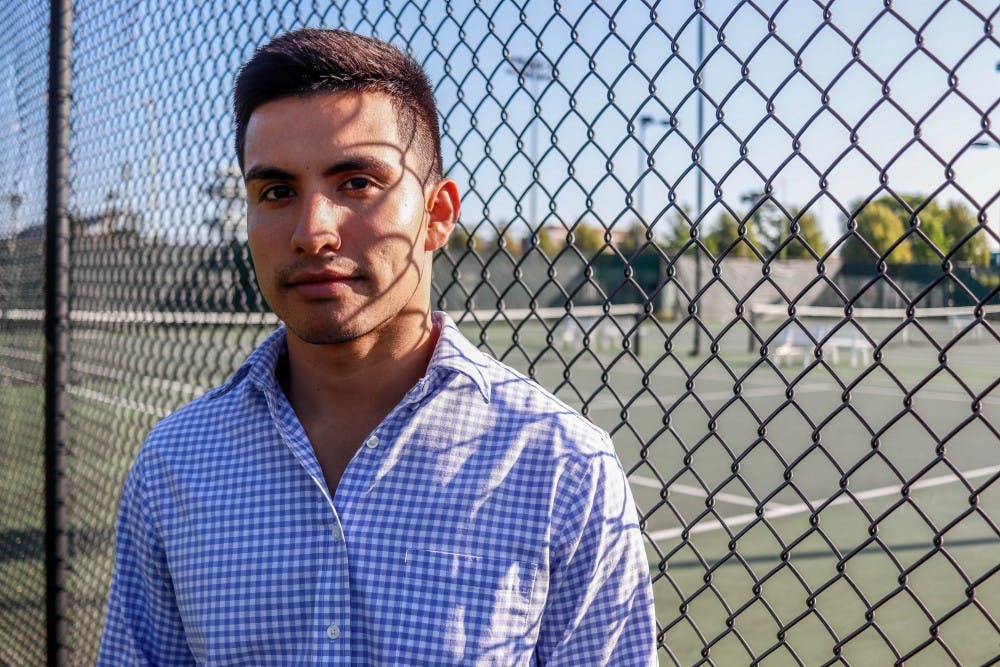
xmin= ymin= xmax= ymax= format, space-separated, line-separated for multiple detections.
xmin=206 ymin=325 xmax=286 ymax=400
xmin=427 ymin=311 xmax=492 ymax=403
xmin=210 ymin=312 xmax=491 ymax=403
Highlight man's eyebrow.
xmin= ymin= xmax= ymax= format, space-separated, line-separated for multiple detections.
xmin=244 ymin=165 xmax=295 ymax=182
xmin=322 ymin=156 xmax=396 ymax=178
xmin=244 ymin=157 xmax=397 ymax=184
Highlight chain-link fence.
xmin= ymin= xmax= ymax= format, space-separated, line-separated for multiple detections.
xmin=2 ymin=1 xmax=999 ymax=664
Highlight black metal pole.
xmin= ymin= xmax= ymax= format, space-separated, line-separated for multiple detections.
xmin=45 ymin=0 xmax=72 ymax=664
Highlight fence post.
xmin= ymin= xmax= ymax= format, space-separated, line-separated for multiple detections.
xmin=45 ymin=0 xmax=73 ymax=663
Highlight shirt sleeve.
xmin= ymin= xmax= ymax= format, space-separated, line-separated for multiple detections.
xmin=97 ymin=455 xmax=194 ymax=666
xmin=535 ymin=440 xmax=658 ymax=666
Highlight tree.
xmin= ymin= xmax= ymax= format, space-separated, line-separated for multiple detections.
xmin=739 ymin=191 xmax=782 ymax=256
xmin=849 ymin=195 xmax=988 ymax=266
xmin=446 ymin=228 xmax=478 ymax=254
xmin=618 ymin=220 xmax=649 ymax=255
xmin=524 ymin=225 xmax=563 ymax=256
xmin=776 ymin=208 xmax=828 ymax=259
xmin=653 ymin=206 xmax=697 ymax=256
xmin=703 ymin=211 xmax=760 ymax=259
xmin=840 ymin=201 xmax=913 ymax=264
xmin=892 ymin=198 xmax=947 ymax=263
xmin=658 ymin=213 xmax=690 ymax=255
xmin=737 ymin=191 xmax=828 ymax=259
xmin=484 ymin=230 xmax=522 ymax=256
xmin=571 ymin=220 xmax=606 ymax=253
xmin=940 ymin=202 xmax=989 ymax=265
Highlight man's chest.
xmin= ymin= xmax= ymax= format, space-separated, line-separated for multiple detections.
xmin=157 ymin=434 xmax=556 ymax=664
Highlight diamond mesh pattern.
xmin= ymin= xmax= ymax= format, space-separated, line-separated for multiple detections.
xmin=1 ymin=1 xmax=998 ymax=664
xmin=0 ymin=2 xmax=50 ymax=665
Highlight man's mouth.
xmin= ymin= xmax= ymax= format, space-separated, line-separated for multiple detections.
xmin=284 ymin=268 xmax=361 ymax=298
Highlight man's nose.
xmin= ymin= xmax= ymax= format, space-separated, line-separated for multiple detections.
xmin=291 ymin=193 xmax=342 ymax=255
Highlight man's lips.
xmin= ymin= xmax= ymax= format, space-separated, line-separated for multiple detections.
xmin=287 ymin=270 xmax=357 ymax=285
xmin=283 ymin=269 xmax=361 ymax=298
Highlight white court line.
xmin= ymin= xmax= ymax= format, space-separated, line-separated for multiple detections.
xmin=0 ymin=363 xmax=37 ymax=384
xmin=1 ymin=344 xmax=205 ymax=398
xmin=68 ymin=385 xmax=171 ymax=419
xmin=70 ymin=359 xmax=206 ymax=399
xmin=589 ymin=381 xmax=998 ymax=413
xmin=0 ymin=345 xmax=42 ymax=363
xmin=646 ymin=464 xmax=1000 ymax=542
xmin=855 ymin=384 xmax=1000 ymax=405
xmin=631 ymin=475 xmax=784 ymax=509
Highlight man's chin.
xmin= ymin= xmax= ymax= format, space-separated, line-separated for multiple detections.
xmin=285 ymin=320 xmax=364 ymax=346
xmin=278 ymin=304 xmax=428 ymax=348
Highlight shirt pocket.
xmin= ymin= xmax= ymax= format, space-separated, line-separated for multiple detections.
xmin=392 ymin=548 xmax=539 ymax=666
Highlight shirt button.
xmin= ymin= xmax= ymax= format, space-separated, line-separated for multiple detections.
xmin=331 ymin=524 xmax=343 ymax=542
xmin=326 ymin=624 xmax=340 ymax=640
xmin=365 ymin=435 xmax=379 ymax=449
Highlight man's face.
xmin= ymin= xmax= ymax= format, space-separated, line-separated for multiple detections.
xmin=243 ymin=91 xmax=454 ymax=347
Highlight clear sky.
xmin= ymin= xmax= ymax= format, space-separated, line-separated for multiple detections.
xmin=2 ymin=0 xmax=998 ymax=253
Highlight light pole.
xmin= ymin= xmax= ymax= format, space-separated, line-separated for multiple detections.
xmin=506 ymin=55 xmax=553 ymax=230
xmin=5 ymin=117 xmax=22 ymax=235
xmin=971 ymin=139 xmax=1000 ymax=259
xmin=5 ymin=191 xmax=21 ymax=231
xmin=637 ymin=115 xmax=669 ymax=224
xmin=691 ymin=10 xmax=706 ymax=357
xmin=142 ymin=98 xmax=158 ymax=239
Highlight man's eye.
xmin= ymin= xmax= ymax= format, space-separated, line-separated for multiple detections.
xmin=260 ymin=185 xmax=294 ymax=201
xmin=343 ymin=176 xmax=374 ymax=191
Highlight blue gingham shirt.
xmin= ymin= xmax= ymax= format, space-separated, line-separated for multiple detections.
xmin=98 ymin=312 xmax=656 ymax=665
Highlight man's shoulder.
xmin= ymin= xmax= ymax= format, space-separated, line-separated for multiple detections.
xmin=149 ymin=373 xmax=245 ymax=430
xmin=137 ymin=374 xmax=247 ymax=463
xmin=433 ymin=313 xmax=611 ymax=455
xmin=473 ymin=348 xmax=613 ymax=456
xmin=139 ymin=328 xmax=282 ymax=455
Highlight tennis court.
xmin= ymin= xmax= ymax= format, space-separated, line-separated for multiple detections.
xmin=2 ymin=305 xmax=998 ymax=664
xmin=6 ymin=0 xmax=1000 ymax=662
xmin=468 ymin=309 xmax=999 ymax=665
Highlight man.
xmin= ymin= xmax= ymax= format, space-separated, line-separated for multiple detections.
xmin=99 ymin=28 xmax=655 ymax=665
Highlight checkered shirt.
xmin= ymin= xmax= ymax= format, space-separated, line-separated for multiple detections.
xmin=98 ymin=312 xmax=656 ymax=665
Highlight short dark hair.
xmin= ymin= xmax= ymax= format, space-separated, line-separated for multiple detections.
xmin=233 ymin=29 xmax=442 ymax=180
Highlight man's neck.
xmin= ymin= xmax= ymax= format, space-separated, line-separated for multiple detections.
xmin=280 ymin=314 xmax=439 ymax=424
xmin=277 ymin=314 xmax=440 ymax=494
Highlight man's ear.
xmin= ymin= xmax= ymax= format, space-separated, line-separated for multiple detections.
xmin=424 ymin=178 xmax=460 ymax=252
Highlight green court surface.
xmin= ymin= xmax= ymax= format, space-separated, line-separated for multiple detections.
xmin=2 ymin=312 xmax=998 ymax=664
xmin=467 ymin=314 xmax=999 ymax=665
